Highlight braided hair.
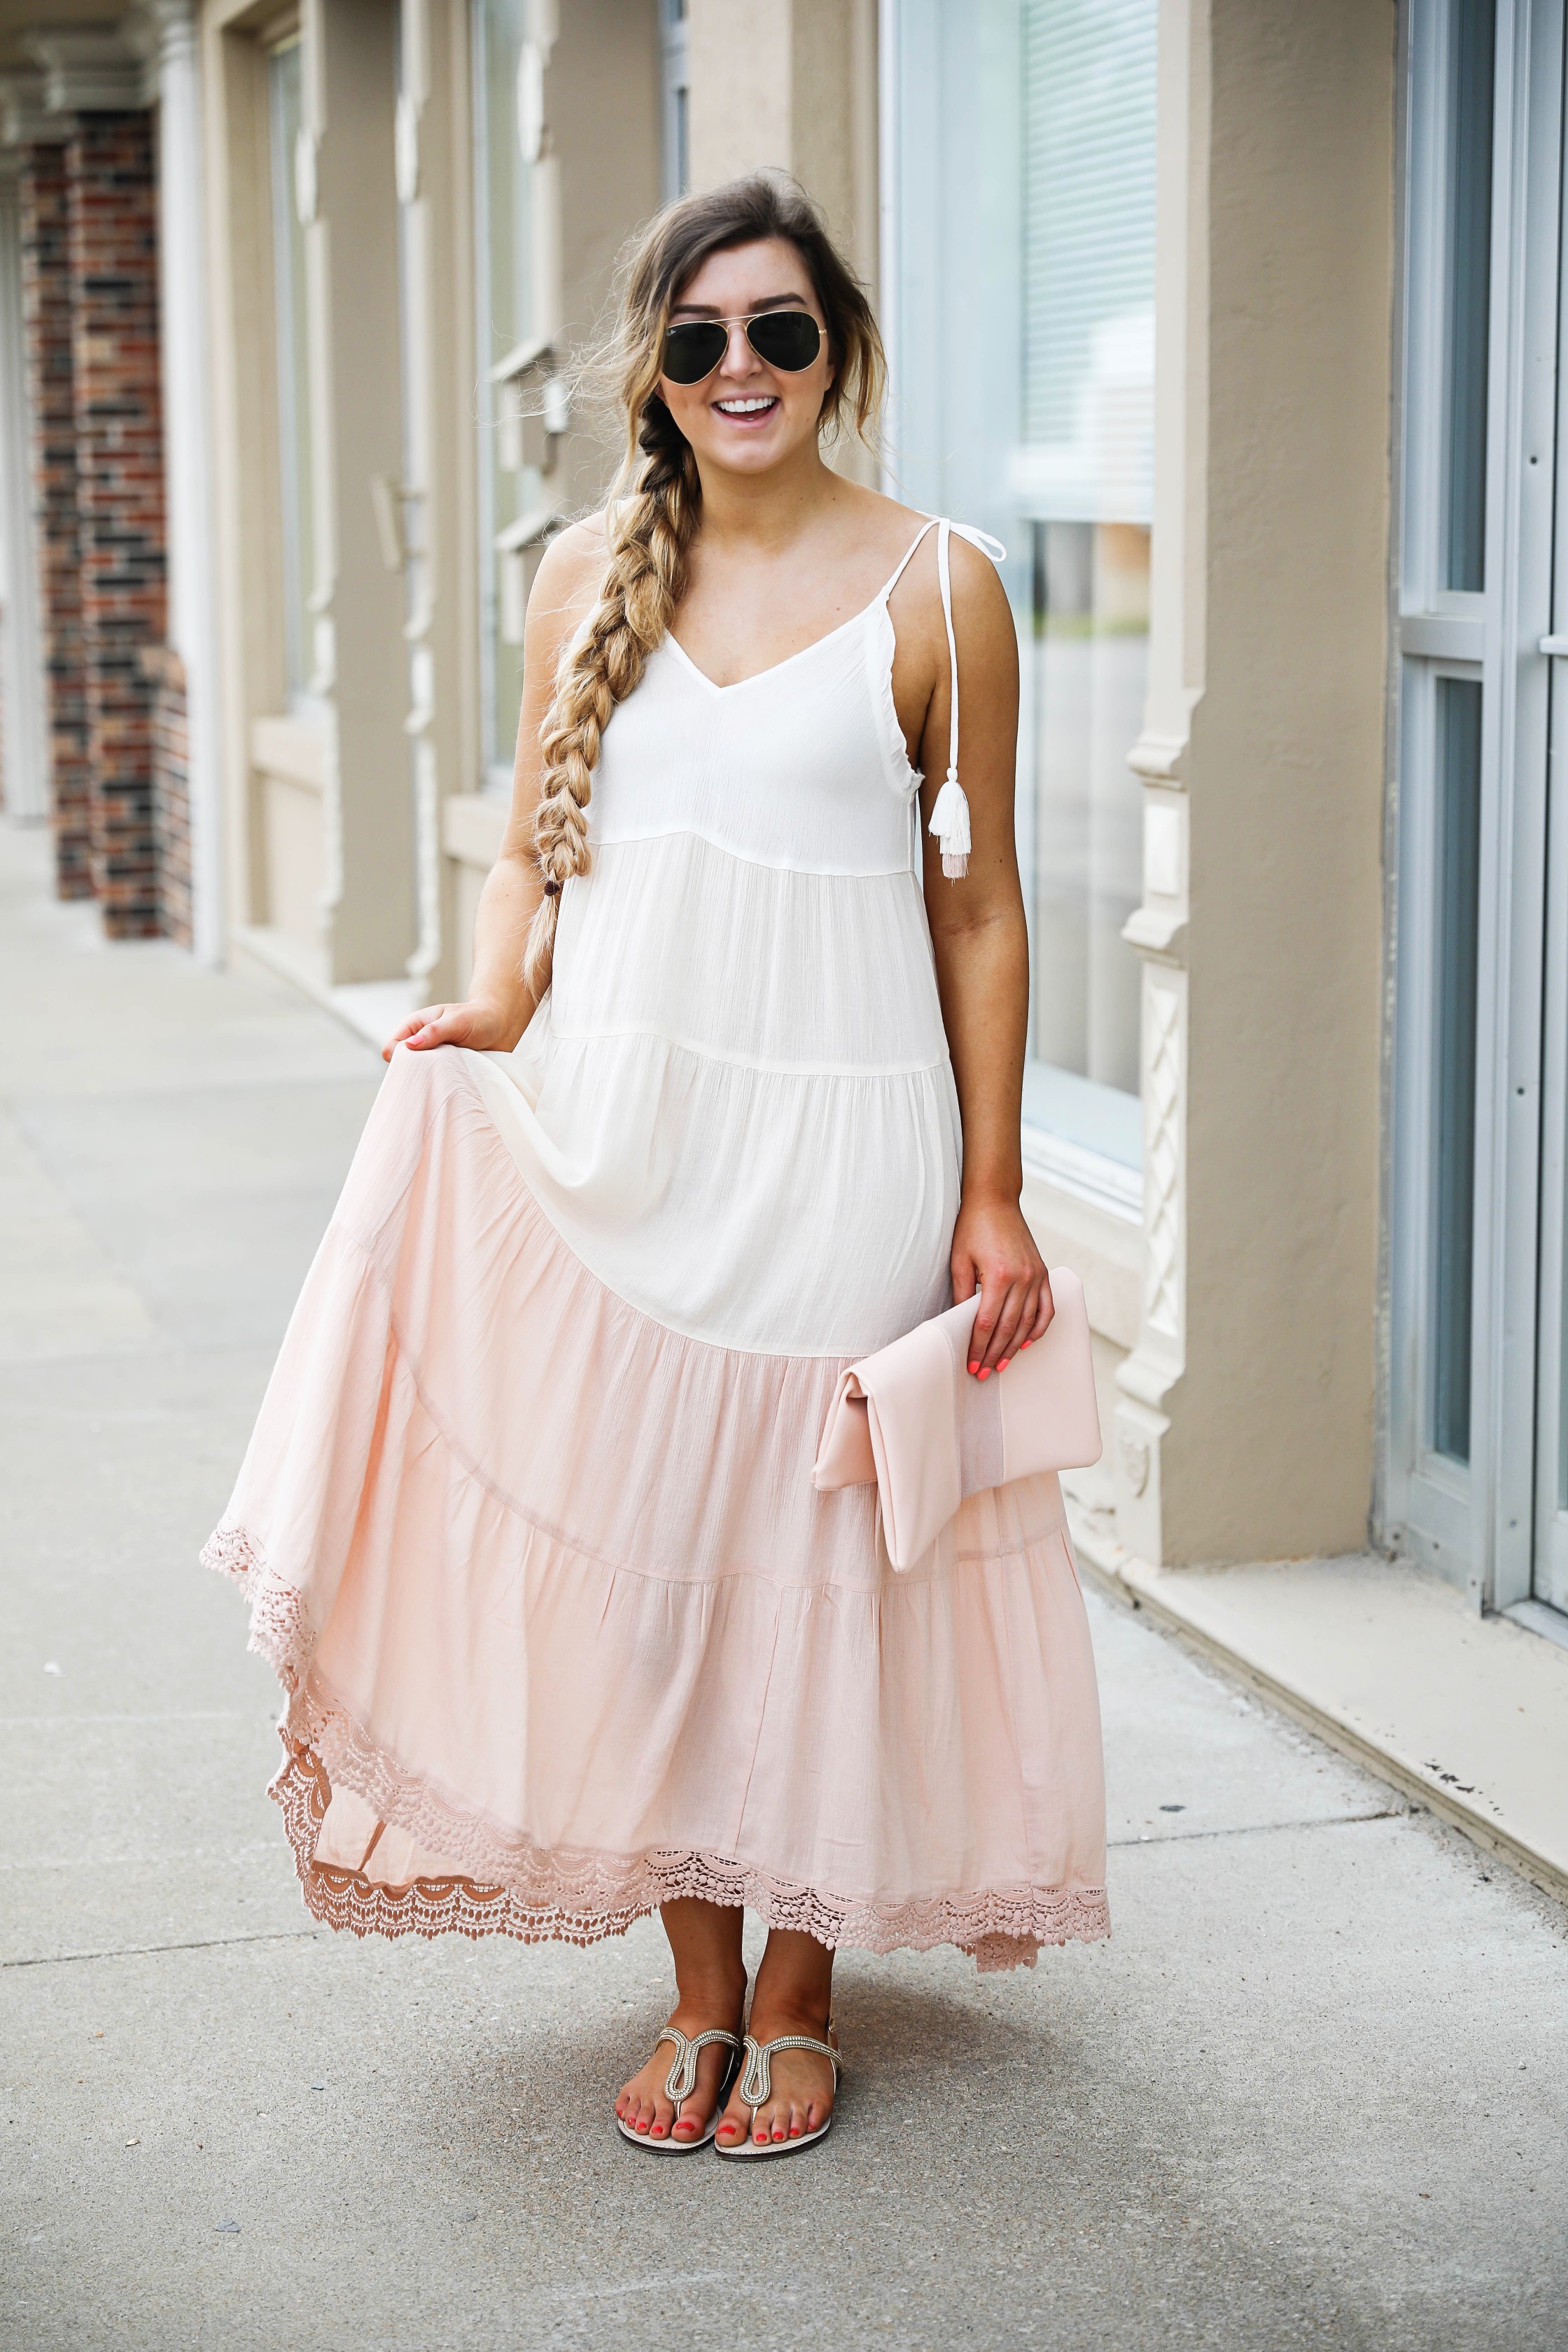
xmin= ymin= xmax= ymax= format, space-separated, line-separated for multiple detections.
xmin=523 ymin=172 xmax=886 ymax=997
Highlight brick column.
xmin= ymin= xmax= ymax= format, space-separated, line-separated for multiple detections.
xmin=68 ymin=112 xmax=166 ymax=936
xmin=142 ymin=643 xmax=191 ymax=944
xmin=18 ymin=140 xmax=89 ymax=897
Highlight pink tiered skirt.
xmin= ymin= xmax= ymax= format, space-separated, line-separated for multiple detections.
xmin=204 ymin=1047 xmax=1110 ymax=1969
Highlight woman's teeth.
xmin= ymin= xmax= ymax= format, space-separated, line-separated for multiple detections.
xmin=715 ymin=397 xmax=778 ymax=414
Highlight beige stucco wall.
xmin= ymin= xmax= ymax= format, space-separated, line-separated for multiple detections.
xmin=1114 ymin=0 xmax=1396 ymax=1569
xmin=685 ymin=0 xmax=879 ymax=504
xmin=687 ymin=0 xmax=878 ymax=281
xmin=205 ymin=0 xmax=414 ymax=991
xmin=550 ymin=0 xmax=662 ymax=508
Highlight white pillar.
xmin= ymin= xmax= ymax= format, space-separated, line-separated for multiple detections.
xmin=0 ymin=155 xmax=48 ymax=825
xmin=152 ymin=0 xmax=224 ymax=962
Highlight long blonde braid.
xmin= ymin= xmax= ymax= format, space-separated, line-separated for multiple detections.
xmin=522 ymin=172 xmax=886 ymax=999
xmin=523 ymin=402 xmax=699 ymax=995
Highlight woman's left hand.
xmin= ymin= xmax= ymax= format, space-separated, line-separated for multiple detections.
xmin=951 ymin=1193 xmax=1055 ymax=1378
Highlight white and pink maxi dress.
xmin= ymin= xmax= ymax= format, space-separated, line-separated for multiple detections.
xmin=205 ymin=519 xmax=1110 ymax=1973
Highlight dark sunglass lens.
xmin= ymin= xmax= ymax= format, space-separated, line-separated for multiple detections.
xmin=662 ymin=323 xmax=729 ymax=384
xmin=747 ymin=312 xmax=822 ymax=372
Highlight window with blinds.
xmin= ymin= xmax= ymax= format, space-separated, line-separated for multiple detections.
xmin=1016 ymin=0 xmax=1155 ymax=523
xmin=890 ymin=0 xmax=1156 ymax=1195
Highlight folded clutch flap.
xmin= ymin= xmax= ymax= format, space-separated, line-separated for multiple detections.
xmin=857 ymin=1311 xmax=965 ymax=1571
xmin=811 ymin=1371 xmax=876 ymax=1490
xmin=811 ymin=1268 xmax=1101 ymax=1572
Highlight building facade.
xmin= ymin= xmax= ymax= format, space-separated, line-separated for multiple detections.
xmin=0 ymin=0 xmax=1562 ymax=1885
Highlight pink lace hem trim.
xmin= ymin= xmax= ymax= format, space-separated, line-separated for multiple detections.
xmin=204 ymin=1521 xmax=1112 ymax=1968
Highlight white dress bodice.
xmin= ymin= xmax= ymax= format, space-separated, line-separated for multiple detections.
xmin=463 ymin=521 xmax=997 ymax=1359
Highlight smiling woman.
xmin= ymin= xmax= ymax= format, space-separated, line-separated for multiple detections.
xmin=204 ymin=172 xmax=1108 ymax=2169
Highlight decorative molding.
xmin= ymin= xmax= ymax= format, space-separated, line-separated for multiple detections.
xmin=1127 ymin=724 xmax=1191 ymax=785
xmin=0 ymin=74 xmax=71 ymax=146
xmin=22 ymin=29 xmax=151 ymax=115
xmin=1121 ymin=903 xmax=1187 ymax=961
xmin=1118 ymin=1426 xmax=1152 ymax=1498
xmin=1142 ymin=973 xmax=1183 ymax=1343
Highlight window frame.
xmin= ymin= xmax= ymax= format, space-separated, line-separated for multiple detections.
xmin=1385 ymin=0 xmax=1560 ymax=1609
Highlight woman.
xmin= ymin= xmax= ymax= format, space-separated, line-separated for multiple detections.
xmin=205 ymin=174 xmax=1107 ymax=2162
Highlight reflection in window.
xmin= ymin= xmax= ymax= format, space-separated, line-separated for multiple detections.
xmin=473 ymin=0 xmax=535 ymax=785
xmin=1431 ymin=675 xmax=1483 ymax=1462
xmin=1442 ymin=0 xmax=1494 ymax=594
xmin=269 ymin=36 xmax=318 ymax=706
xmin=1018 ymin=0 xmax=1152 ymax=1149
xmin=1026 ymin=519 xmax=1147 ymax=1103
xmin=890 ymin=0 xmax=1154 ymax=1175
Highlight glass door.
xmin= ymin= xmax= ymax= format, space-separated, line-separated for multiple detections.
xmin=1538 ymin=746 xmax=1568 ymax=1615
xmin=1533 ymin=77 xmax=1568 ymax=1617
xmin=1390 ymin=0 xmax=1565 ymax=1628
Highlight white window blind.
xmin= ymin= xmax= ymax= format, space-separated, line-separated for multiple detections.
xmin=1016 ymin=0 xmax=1156 ymax=522
xmin=890 ymin=0 xmax=1155 ymax=1200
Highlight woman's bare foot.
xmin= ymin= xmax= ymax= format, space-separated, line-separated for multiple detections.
xmin=615 ymin=1997 xmax=746 ymax=2143
xmin=615 ymin=1898 xmax=747 ymax=2146
xmin=716 ymin=1926 xmax=837 ymax=2150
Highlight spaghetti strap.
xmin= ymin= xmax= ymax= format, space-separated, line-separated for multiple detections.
xmin=876 ymin=517 xmax=939 ymax=603
xmin=926 ymin=519 xmax=1006 ymax=880
xmin=937 ymin=520 xmax=960 ymax=795
xmin=875 ymin=513 xmax=1007 ymax=881
xmin=926 ymin=520 xmax=970 ymax=881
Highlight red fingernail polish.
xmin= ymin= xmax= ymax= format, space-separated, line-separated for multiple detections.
xmin=967 ymin=1362 xmax=979 ymax=1376
xmin=977 ymin=1367 xmax=990 ymax=1381
xmin=998 ymin=1358 xmax=1009 ymax=1371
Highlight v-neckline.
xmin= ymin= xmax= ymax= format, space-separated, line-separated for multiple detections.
xmin=663 ymin=596 xmax=879 ymax=696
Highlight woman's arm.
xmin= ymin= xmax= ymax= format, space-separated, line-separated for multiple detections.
xmin=916 ymin=536 xmax=1054 ymax=1376
xmin=382 ymin=519 xmax=606 ymax=1062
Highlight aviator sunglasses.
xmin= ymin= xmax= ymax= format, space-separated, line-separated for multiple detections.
xmin=660 ymin=309 xmax=823 ymax=386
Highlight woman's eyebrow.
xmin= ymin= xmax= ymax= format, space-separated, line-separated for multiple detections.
xmin=667 ymin=293 xmax=811 ymax=319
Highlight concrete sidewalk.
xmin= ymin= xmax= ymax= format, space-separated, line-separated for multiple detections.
xmin=2 ymin=821 xmax=1564 ymax=2352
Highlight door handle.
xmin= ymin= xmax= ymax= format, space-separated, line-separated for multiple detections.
xmin=1540 ymin=635 xmax=1568 ymax=654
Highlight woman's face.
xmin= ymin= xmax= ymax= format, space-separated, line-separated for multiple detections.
xmin=656 ymin=237 xmax=834 ymax=479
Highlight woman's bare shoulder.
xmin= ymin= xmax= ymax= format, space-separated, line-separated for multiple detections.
xmin=870 ymin=489 xmax=1011 ymax=652
xmin=526 ymin=513 xmax=610 ymax=637
xmin=831 ymin=482 xmax=932 ymax=562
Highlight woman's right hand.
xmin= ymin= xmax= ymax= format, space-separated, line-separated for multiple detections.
xmin=382 ymin=997 xmax=521 ymax=1063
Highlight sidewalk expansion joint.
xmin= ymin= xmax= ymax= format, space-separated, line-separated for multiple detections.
xmin=4 ymin=1927 xmax=322 ymax=1970
xmin=1107 ymin=1806 xmax=1401 ymax=1850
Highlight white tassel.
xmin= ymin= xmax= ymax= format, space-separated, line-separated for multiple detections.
xmin=929 ymin=769 xmax=971 ymax=881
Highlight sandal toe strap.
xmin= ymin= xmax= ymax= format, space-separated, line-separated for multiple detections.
xmin=657 ymin=2025 xmax=743 ymax=2105
xmin=736 ymin=2031 xmax=843 ymax=2110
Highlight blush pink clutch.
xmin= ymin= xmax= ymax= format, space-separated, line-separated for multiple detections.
xmin=811 ymin=1269 xmax=1102 ymax=1571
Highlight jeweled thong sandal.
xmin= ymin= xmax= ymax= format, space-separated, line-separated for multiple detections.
xmin=614 ymin=2026 xmax=743 ymax=2155
xmin=713 ymin=2026 xmax=842 ymax=2160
